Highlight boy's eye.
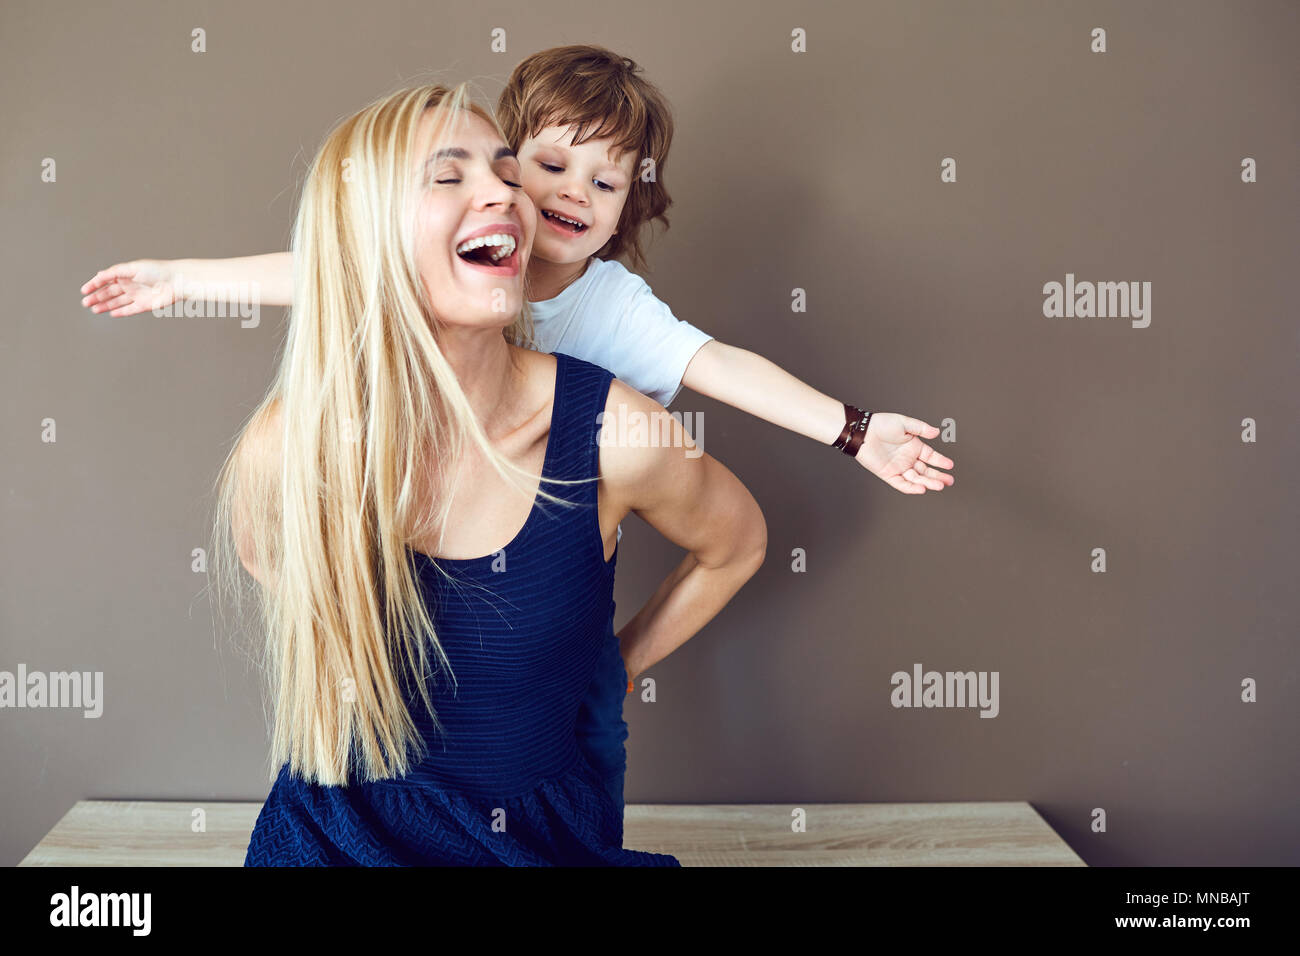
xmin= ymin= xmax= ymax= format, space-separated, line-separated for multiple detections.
xmin=503 ymin=178 xmax=522 ymax=188
xmin=535 ymin=160 xmax=615 ymax=192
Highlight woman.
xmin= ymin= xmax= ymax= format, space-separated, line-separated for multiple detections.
xmin=211 ymin=82 xmax=766 ymax=865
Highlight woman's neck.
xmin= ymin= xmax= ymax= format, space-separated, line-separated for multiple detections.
xmin=436 ymin=329 xmax=522 ymax=434
xmin=527 ymin=255 xmax=591 ymax=302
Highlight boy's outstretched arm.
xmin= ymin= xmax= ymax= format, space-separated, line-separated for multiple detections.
xmin=680 ymin=340 xmax=955 ymax=495
xmin=80 ymin=252 xmax=293 ymax=316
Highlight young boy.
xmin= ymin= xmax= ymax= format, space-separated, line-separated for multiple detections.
xmin=80 ymin=45 xmax=954 ymax=833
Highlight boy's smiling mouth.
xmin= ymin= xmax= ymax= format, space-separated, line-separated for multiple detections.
xmin=540 ymin=208 xmax=589 ymax=235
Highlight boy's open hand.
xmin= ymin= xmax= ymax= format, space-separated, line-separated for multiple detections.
xmin=80 ymin=260 xmax=177 ymax=316
xmin=853 ymin=413 xmax=954 ymax=494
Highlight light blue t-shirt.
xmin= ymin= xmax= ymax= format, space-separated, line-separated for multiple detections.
xmin=527 ymin=257 xmax=713 ymax=408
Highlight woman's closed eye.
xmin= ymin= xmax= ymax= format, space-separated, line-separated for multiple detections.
xmin=430 ymin=169 xmax=521 ymax=188
xmin=428 ymin=164 xmax=460 ymax=186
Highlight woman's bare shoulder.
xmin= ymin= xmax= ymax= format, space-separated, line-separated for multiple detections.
xmin=514 ymin=344 xmax=556 ymax=385
xmin=597 ymin=377 xmax=700 ymax=495
xmin=230 ymin=397 xmax=284 ymax=583
xmin=510 ymin=346 xmax=559 ymax=420
xmin=237 ymin=396 xmax=285 ymax=481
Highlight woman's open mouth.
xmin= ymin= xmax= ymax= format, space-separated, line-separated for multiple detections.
xmin=540 ymin=209 xmax=588 ymax=237
xmin=455 ymin=232 xmax=521 ymax=275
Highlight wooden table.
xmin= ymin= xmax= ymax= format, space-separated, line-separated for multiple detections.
xmin=19 ymin=800 xmax=1084 ymax=866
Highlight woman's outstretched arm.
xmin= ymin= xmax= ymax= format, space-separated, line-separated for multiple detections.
xmin=81 ymin=252 xmax=293 ymax=316
xmin=599 ymin=378 xmax=767 ymax=682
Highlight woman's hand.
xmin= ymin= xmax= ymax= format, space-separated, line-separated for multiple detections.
xmin=854 ymin=413 xmax=955 ymax=494
xmin=80 ymin=259 xmax=178 ymax=316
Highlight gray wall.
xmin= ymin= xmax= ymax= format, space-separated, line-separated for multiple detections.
xmin=2 ymin=0 xmax=1296 ymax=866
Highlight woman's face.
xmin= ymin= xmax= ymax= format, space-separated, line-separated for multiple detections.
xmin=411 ymin=108 xmax=536 ymax=328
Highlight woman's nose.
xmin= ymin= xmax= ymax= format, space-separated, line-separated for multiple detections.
xmin=479 ymin=178 xmax=516 ymax=208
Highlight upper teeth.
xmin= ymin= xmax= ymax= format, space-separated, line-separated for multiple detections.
xmin=546 ymin=211 xmax=584 ymax=228
xmin=456 ymin=233 xmax=516 ymax=260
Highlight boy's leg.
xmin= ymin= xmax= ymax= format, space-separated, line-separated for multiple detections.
xmin=575 ymin=613 xmax=629 ymax=829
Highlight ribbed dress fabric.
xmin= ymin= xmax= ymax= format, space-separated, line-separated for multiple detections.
xmin=244 ymin=352 xmax=679 ymax=866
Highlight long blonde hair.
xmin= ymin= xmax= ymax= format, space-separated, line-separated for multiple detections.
xmin=210 ymin=83 xmax=585 ymax=786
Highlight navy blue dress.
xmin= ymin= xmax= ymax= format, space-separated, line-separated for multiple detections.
xmin=244 ymin=352 xmax=679 ymax=866
xmin=576 ymin=593 xmax=631 ymax=820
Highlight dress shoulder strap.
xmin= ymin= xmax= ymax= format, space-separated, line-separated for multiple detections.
xmin=543 ymin=352 xmax=616 ymax=504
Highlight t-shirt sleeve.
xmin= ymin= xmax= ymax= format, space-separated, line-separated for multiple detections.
xmin=610 ymin=280 xmax=713 ymax=407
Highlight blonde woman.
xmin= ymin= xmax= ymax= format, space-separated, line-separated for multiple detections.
xmin=211 ymin=83 xmax=765 ymax=866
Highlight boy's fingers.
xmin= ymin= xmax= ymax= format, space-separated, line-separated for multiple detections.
xmin=919 ymin=444 xmax=954 ymax=470
xmin=903 ymin=467 xmax=945 ymax=492
xmin=101 ymin=292 xmax=138 ymax=312
xmin=81 ymin=262 xmax=140 ymax=294
xmin=81 ymin=272 xmax=116 ymax=295
xmin=904 ymin=416 xmax=940 ymax=437
xmin=80 ymin=274 xmax=110 ymax=295
xmin=88 ymin=292 xmax=131 ymax=313
xmin=83 ymin=284 xmax=122 ymax=305
xmin=80 ymin=269 xmax=115 ymax=293
xmin=89 ymin=286 xmax=130 ymax=307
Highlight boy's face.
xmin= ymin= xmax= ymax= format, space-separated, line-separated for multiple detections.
xmin=516 ymin=124 xmax=638 ymax=266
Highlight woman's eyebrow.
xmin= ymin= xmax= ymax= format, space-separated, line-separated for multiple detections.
xmin=425 ymin=146 xmax=516 ymax=163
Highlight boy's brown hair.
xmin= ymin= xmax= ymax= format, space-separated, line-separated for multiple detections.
xmin=496 ymin=45 xmax=674 ymax=273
